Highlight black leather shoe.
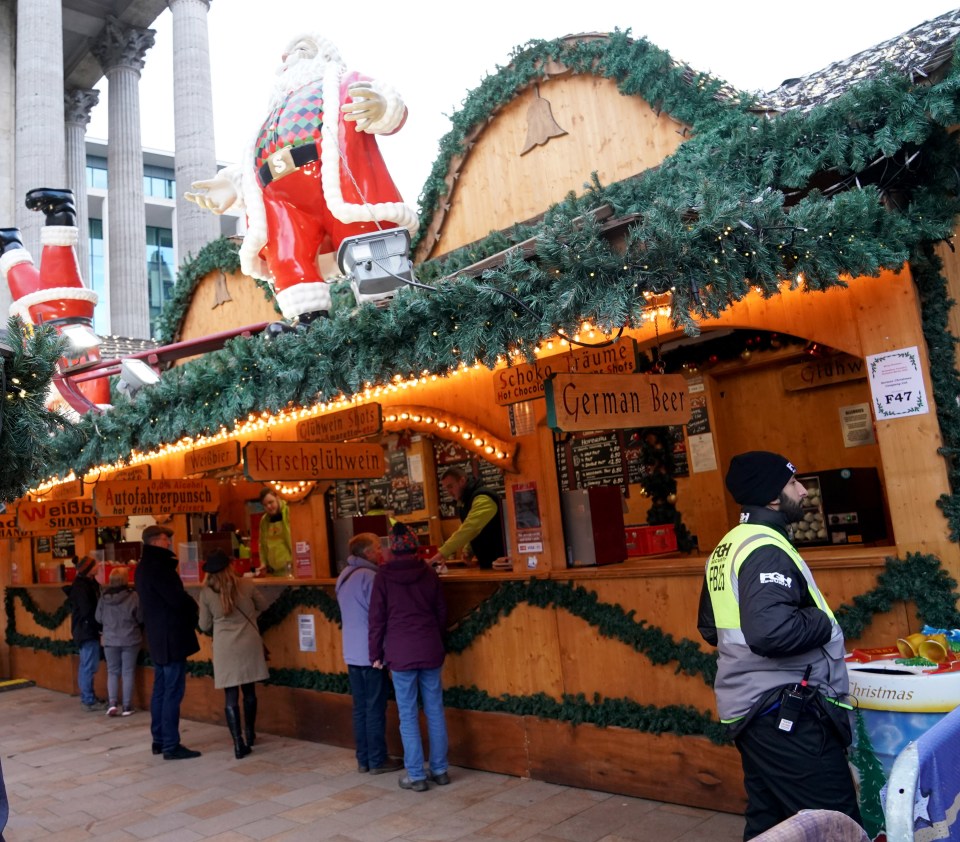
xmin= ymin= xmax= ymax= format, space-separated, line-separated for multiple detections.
xmin=431 ymin=771 xmax=450 ymax=786
xmin=369 ymin=758 xmax=404 ymax=775
xmin=357 ymin=764 xmax=369 ymax=773
xmin=0 ymin=228 xmax=23 ymax=255
xmin=25 ymin=188 xmax=77 ymax=227
xmin=151 ymin=742 xmax=162 ymax=755
xmin=163 ymin=744 xmax=201 ymax=760
xmin=398 ymin=774 xmax=428 ymax=792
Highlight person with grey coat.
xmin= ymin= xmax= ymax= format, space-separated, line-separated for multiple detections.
xmin=197 ymin=551 xmax=269 ymax=759
xmin=95 ymin=566 xmax=143 ymax=716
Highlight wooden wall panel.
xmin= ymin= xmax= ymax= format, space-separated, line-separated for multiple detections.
xmin=176 ymin=269 xmax=277 ymax=348
xmin=430 ymin=76 xmax=687 ymax=257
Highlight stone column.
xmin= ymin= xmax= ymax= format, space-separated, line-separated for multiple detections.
xmin=64 ymin=88 xmax=100 ymax=287
xmin=14 ymin=0 xmax=66 ymax=259
xmin=92 ymin=16 xmax=155 ymax=339
xmin=0 ymin=0 xmax=16 ymax=317
xmin=169 ymin=0 xmax=220 ymax=262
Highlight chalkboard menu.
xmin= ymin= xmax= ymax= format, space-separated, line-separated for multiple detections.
xmin=433 ymin=440 xmax=505 ymax=518
xmin=334 ymin=437 xmax=425 ymax=517
xmin=556 ymin=426 xmax=688 ymax=492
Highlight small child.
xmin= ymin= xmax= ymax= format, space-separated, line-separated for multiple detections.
xmin=95 ymin=567 xmax=143 ymax=716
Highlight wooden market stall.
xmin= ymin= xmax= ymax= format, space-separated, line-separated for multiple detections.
xmin=5 ymin=13 xmax=960 ymax=818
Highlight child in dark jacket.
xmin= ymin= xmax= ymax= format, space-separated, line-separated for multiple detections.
xmin=95 ymin=567 xmax=143 ymax=716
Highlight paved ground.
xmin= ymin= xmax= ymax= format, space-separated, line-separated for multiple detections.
xmin=0 ymin=686 xmax=744 ymax=841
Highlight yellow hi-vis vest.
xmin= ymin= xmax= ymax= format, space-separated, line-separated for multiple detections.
xmin=705 ymin=523 xmax=846 ymax=723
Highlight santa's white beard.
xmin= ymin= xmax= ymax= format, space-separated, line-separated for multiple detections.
xmin=270 ymin=53 xmax=342 ymax=106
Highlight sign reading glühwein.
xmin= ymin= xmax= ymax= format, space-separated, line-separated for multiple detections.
xmin=243 ymin=441 xmax=386 ymax=481
xmin=184 ymin=441 xmax=241 ymax=475
xmin=297 ymin=403 xmax=383 ymax=442
xmin=94 ymin=479 xmax=220 ymax=517
xmin=545 ymin=373 xmax=691 ymax=432
xmin=17 ymin=499 xmax=126 ymax=533
xmin=494 ymin=337 xmax=638 ymax=406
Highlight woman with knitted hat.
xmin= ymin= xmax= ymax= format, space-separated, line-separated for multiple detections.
xmin=197 ymin=551 xmax=269 ymax=759
xmin=368 ymin=523 xmax=449 ymax=792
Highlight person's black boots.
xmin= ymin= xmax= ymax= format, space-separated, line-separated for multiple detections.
xmin=243 ymin=696 xmax=257 ymax=747
xmin=225 ymin=706 xmax=251 ymax=759
xmin=0 ymin=228 xmax=23 ymax=255
xmin=25 ymin=188 xmax=77 ymax=227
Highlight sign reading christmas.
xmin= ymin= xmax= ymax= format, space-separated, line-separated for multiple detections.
xmin=94 ymin=479 xmax=220 ymax=517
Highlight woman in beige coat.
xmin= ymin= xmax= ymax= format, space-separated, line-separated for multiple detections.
xmin=198 ymin=551 xmax=269 ymax=758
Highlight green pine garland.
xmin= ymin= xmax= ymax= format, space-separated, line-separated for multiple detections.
xmin=256 ymin=585 xmax=341 ymax=632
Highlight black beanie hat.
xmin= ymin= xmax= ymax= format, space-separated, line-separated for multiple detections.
xmin=725 ymin=451 xmax=797 ymax=506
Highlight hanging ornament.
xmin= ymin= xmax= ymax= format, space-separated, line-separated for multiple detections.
xmin=769 ymin=333 xmax=782 ymax=349
xmin=741 ymin=348 xmax=752 ymax=361
xmin=667 ymin=493 xmax=677 ymax=504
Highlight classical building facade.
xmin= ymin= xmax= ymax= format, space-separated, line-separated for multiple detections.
xmin=0 ymin=0 xmax=228 ymax=338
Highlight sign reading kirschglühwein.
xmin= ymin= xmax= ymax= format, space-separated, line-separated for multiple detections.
xmin=494 ymin=337 xmax=639 ymax=406
xmin=184 ymin=441 xmax=241 ymax=475
xmin=297 ymin=403 xmax=382 ymax=442
xmin=243 ymin=441 xmax=386 ymax=481
xmin=545 ymin=373 xmax=691 ymax=432
xmin=93 ymin=479 xmax=220 ymax=517
xmin=17 ymin=499 xmax=126 ymax=534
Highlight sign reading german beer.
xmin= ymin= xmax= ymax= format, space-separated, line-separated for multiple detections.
xmin=184 ymin=441 xmax=240 ymax=475
xmin=494 ymin=338 xmax=638 ymax=406
xmin=243 ymin=441 xmax=386 ymax=481
xmin=545 ymin=372 xmax=691 ymax=432
xmin=17 ymin=499 xmax=126 ymax=534
xmin=94 ymin=479 xmax=220 ymax=517
xmin=296 ymin=403 xmax=383 ymax=442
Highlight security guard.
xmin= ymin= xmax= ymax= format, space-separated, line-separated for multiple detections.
xmin=697 ymin=451 xmax=862 ymax=840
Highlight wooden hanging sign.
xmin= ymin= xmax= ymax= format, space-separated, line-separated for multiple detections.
xmin=34 ymin=479 xmax=85 ymax=502
xmin=545 ymin=372 xmax=691 ymax=432
xmin=17 ymin=499 xmax=126 ymax=534
xmin=184 ymin=441 xmax=241 ymax=475
xmin=0 ymin=514 xmax=23 ymax=539
xmin=109 ymin=464 xmax=152 ymax=481
xmin=494 ymin=338 xmax=638 ymax=406
xmin=296 ymin=403 xmax=383 ymax=442
xmin=243 ymin=441 xmax=386 ymax=481
xmin=782 ymin=354 xmax=867 ymax=392
xmin=93 ymin=479 xmax=220 ymax=517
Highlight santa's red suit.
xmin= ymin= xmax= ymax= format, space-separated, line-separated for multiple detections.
xmin=227 ymin=45 xmax=418 ymax=320
xmin=0 ymin=224 xmax=109 ymax=406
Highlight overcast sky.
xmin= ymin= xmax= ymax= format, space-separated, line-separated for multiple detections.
xmin=86 ymin=1 xmax=960 ymax=207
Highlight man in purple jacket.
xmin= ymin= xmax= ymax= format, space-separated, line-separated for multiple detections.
xmin=369 ymin=523 xmax=449 ymax=792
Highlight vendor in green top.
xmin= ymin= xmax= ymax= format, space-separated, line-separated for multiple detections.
xmin=257 ymin=488 xmax=292 ymax=577
xmin=429 ymin=467 xmax=504 ymax=569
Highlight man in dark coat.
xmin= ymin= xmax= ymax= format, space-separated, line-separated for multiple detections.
xmin=135 ymin=524 xmax=202 ymax=759
xmin=67 ymin=555 xmax=104 ymax=711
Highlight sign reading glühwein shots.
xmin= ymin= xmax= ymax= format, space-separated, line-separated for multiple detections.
xmin=297 ymin=403 xmax=383 ymax=442
xmin=94 ymin=479 xmax=220 ymax=517
xmin=243 ymin=441 xmax=386 ymax=481
xmin=545 ymin=373 xmax=691 ymax=432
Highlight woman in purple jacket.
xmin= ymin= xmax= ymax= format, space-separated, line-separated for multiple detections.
xmin=368 ymin=523 xmax=449 ymax=792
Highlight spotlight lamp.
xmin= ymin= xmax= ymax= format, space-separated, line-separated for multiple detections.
xmin=117 ymin=358 xmax=160 ymax=397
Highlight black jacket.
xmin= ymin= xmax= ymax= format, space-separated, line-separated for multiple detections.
xmin=67 ymin=575 xmax=101 ymax=644
xmin=457 ymin=479 xmax=505 ymax=568
xmin=135 ymin=543 xmax=200 ymax=664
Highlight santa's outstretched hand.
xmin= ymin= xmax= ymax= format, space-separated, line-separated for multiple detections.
xmin=341 ymin=81 xmax=387 ymax=132
xmin=185 ymin=171 xmax=240 ymax=215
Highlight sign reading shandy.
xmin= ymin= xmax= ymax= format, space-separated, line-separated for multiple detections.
xmin=494 ymin=338 xmax=639 ymax=406
xmin=545 ymin=372 xmax=691 ymax=432
xmin=243 ymin=441 xmax=386 ymax=481
xmin=18 ymin=499 xmax=126 ymax=533
xmin=94 ymin=479 xmax=220 ymax=517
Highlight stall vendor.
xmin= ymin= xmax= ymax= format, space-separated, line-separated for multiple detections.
xmin=257 ymin=488 xmax=293 ymax=577
xmin=429 ymin=467 xmax=504 ymax=569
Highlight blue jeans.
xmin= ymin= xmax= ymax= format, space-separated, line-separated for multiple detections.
xmin=391 ymin=666 xmax=448 ymax=781
xmin=104 ymin=644 xmax=139 ymax=708
xmin=150 ymin=661 xmax=187 ymax=752
xmin=77 ymin=640 xmax=100 ymax=705
xmin=348 ymin=665 xmax=389 ymax=768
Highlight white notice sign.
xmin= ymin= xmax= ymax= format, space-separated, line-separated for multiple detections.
xmin=688 ymin=433 xmax=718 ymax=473
xmin=866 ymin=346 xmax=929 ymax=419
xmin=839 ymin=403 xmax=876 ymax=448
xmin=298 ymin=614 xmax=316 ymax=653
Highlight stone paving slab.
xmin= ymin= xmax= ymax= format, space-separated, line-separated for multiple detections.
xmin=0 ymin=687 xmax=744 ymax=841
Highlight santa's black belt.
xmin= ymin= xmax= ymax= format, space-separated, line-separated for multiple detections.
xmin=257 ymin=144 xmax=320 ymax=187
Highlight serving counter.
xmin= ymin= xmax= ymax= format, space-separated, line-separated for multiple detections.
xmin=4 ymin=545 xmax=907 ymax=812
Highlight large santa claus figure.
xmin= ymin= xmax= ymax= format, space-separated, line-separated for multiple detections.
xmin=187 ymin=32 xmax=418 ymax=322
